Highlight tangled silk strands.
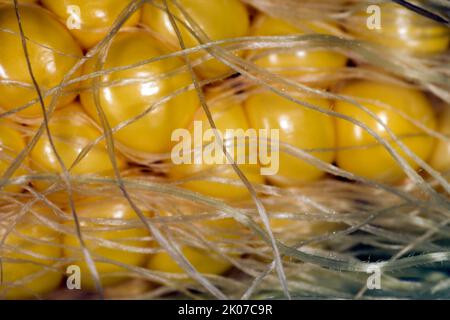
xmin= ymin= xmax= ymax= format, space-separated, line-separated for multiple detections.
xmin=0 ymin=0 xmax=449 ymax=299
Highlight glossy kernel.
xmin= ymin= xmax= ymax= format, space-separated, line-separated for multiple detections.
xmin=41 ymin=0 xmax=142 ymax=49
xmin=335 ymin=81 xmax=437 ymax=183
xmin=147 ymin=211 xmax=237 ymax=277
xmin=141 ymin=0 xmax=250 ymax=79
xmin=249 ymin=14 xmax=347 ymax=84
xmin=148 ymin=246 xmax=231 ymax=276
xmin=350 ymin=3 xmax=449 ymax=54
xmin=269 ymin=218 xmax=344 ymax=249
xmin=30 ymin=102 xmax=126 ymax=178
xmin=0 ymin=204 xmax=62 ymax=299
xmin=80 ymin=30 xmax=199 ymax=154
xmin=0 ymin=4 xmax=83 ymax=118
xmin=245 ymin=91 xmax=335 ymax=186
xmin=168 ymin=99 xmax=263 ymax=200
xmin=63 ymin=198 xmax=151 ymax=290
xmin=7 ymin=0 xmax=38 ymax=3
xmin=0 ymin=119 xmax=28 ymax=193
xmin=429 ymin=107 xmax=450 ymax=174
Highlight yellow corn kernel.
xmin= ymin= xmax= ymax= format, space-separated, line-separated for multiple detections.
xmin=80 ymin=30 xmax=199 ymax=154
xmin=141 ymin=0 xmax=250 ymax=79
xmin=0 ymin=204 xmax=62 ymax=299
xmin=63 ymin=198 xmax=151 ymax=290
xmin=8 ymin=0 xmax=38 ymax=3
xmin=0 ymin=4 xmax=83 ymax=118
xmin=350 ymin=3 xmax=449 ymax=54
xmin=0 ymin=119 xmax=28 ymax=193
xmin=148 ymin=246 xmax=231 ymax=276
xmin=245 ymin=91 xmax=335 ymax=186
xmin=335 ymin=80 xmax=437 ymax=183
xmin=30 ymin=102 xmax=126 ymax=181
xmin=168 ymin=98 xmax=263 ymax=200
xmin=249 ymin=13 xmax=347 ymax=84
xmin=41 ymin=0 xmax=142 ymax=49
xmin=269 ymin=216 xmax=343 ymax=243
xmin=429 ymin=107 xmax=450 ymax=173
xmin=147 ymin=212 xmax=237 ymax=277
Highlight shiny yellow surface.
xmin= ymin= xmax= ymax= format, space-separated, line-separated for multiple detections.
xmin=351 ymin=3 xmax=449 ymax=54
xmin=147 ymin=211 xmax=238 ymax=277
xmin=168 ymin=99 xmax=263 ymax=200
xmin=429 ymin=107 xmax=450 ymax=173
xmin=0 ymin=119 xmax=28 ymax=193
xmin=249 ymin=14 xmax=347 ymax=82
xmin=245 ymin=91 xmax=335 ymax=186
xmin=3 ymin=0 xmax=38 ymax=3
xmin=30 ymin=103 xmax=126 ymax=177
xmin=335 ymin=81 xmax=437 ymax=183
xmin=0 ymin=205 xmax=62 ymax=299
xmin=141 ymin=0 xmax=250 ymax=79
xmin=80 ymin=30 xmax=199 ymax=154
xmin=0 ymin=4 xmax=83 ymax=118
xmin=41 ymin=0 xmax=141 ymax=49
xmin=269 ymin=218 xmax=344 ymax=250
xmin=270 ymin=218 xmax=342 ymax=236
xmin=63 ymin=198 xmax=151 ymax=289
xmin=268 ymin=205 xmax=343 ymax=243
xmin=148 ymin=246 xmax=231 ymax=276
